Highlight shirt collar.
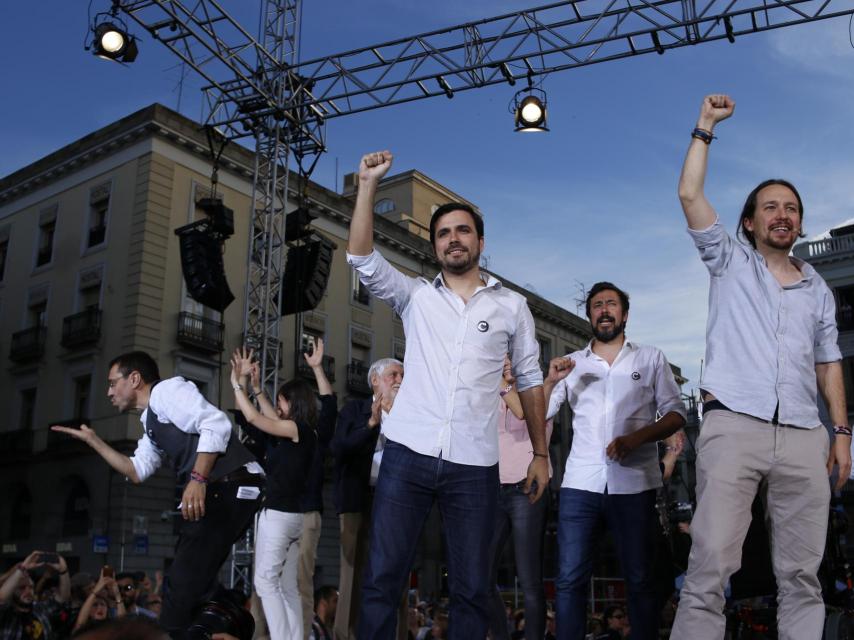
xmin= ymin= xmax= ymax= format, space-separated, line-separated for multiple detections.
xmin=583 ymin=337 xmax=636 ymax=357
xmin=432 ymin=271 xmax=502 ymax=290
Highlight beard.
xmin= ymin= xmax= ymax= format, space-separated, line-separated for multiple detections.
xmin=592 ymin=316 xmax=626 ymax=342
xmin=438 ymin=244 xmax=481 ymax=275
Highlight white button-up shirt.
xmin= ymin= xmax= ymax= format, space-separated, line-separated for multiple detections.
xmin=130 ymin=377 xmax=263 ymax=482
xmin=348 ymin=249 xmax=543 ymax=467
xmin=547 ymin=340 xmax=686 ymax=494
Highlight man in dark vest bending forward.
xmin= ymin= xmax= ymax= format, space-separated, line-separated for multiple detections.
xmin=53 ymin=351 xmax=263 ymax=638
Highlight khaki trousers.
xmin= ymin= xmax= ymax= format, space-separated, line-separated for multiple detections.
xmin=299 ymin=511 xmax=323 ymax=640
xmin=671 ymin=410 xmax=830 ymax=640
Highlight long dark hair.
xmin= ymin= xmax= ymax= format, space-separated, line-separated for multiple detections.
xmin=276 ymin=379 xmax=317 ymax=426
xmin=737 ymin=178 xmax=806 ymax=248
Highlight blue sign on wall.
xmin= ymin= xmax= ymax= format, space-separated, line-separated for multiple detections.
xmin=133 ymin=535 xmax=149 ymax=556
xmin=93 ymin=535 xmax=109 ymax=554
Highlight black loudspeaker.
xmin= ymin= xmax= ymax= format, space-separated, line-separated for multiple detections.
xmin=178 ymin=228 xmax=235 ymax=312
xmin=281 ymin=238 xmax=335 ymax=315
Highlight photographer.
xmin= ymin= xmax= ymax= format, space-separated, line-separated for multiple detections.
xmin=0 ymin=550 xmax=70 ymax=638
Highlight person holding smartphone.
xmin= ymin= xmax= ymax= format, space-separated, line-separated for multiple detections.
xmin=0 ymin=550 xmax=70 ymax=638
xmin=74 ymin=567 xmax=126 ymax=631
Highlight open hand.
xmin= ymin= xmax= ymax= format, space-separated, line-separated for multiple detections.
xmin=303 ymin=337 xmax=324 ymax=368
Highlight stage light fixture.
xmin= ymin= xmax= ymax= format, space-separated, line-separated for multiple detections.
xmin=513 ymin=87 xmax=549 ymax=132
xmin=92 ymin=20 xmax=139 ymax=63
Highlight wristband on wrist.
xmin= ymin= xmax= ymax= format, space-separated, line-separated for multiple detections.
xmin=232 ymin=383 xmax=243 ymax=392
xmin=691 ymin=127 xmax=716 ymax=144
xmin=834 ymin=425 xmax=852 ymax=437
xmin=532 ymin=451 xmax=549 ymax=459
xmin=58 ymin=569 xmax=68 ymax=575
xmin=190 ymin=470 xmax=209 ymax=484
xmin=499 ymin=384 xmax=513 ymax=397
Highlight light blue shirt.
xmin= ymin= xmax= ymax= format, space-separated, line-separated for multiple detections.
xmin=690 ymin=219 xmax=841 ymax=428
xmin=347 ymin=249 xmax=543 ymax=466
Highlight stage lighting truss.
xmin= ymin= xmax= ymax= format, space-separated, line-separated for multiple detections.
xmin=512 ymin=86 xmax=548 ymax=133
xmin=90 ymin=14 xmax=139 ymax=63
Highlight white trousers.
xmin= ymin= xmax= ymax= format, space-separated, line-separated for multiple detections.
xmin=254 ymin=509 xmax=305 ymax=640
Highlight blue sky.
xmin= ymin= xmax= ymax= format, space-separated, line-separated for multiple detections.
xmin=3 ymin=1 xmax=854 ymax=393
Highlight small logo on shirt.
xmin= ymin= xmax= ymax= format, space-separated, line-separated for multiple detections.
xmin=632 ymin=371 xmax=641 ymax=381
xmin=477 ymin=321 xmax=490 ymax=332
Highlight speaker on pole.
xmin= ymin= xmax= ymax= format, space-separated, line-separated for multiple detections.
xmin=281 ymin=237 xmax=336 ymax=316
xmin=176 ymin=222 xmax=235 ymax=312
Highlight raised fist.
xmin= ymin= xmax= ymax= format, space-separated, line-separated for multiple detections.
xmin=359 ymin=150 xmax=393 ymax=184
xmin=698 ymin=94 xmax=735 ymax=128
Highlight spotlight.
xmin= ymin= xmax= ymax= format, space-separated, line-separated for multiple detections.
xmin=92 ymin=20 xmax=139 ymax=63
xmin=513 ymin=87 xmax=548 ymax=132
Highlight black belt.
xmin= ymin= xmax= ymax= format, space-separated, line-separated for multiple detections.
xmin=702 ymin=399 xmax=785 ymax=426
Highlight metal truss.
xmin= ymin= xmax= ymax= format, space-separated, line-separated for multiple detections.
xmin=284 ymin=0 xmax=854 ymax=118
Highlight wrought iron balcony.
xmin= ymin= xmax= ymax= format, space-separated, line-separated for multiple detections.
xmin=177 ymin=312 xmax=224 ymax=353
xmin=9 ymin=326 xmax=46 ymax=362
xmin=62 ymin=307 xmax=102 ymax=348
xmin=346 ymin=361 xmax=372 ymax=396
xmin=297 ymin=354 xmax=336 ymax=383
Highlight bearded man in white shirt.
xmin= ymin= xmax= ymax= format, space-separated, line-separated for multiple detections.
xmin=52 ymin=351 xmax=263 ymax=637
xmin=544 ymin=282 xmax=686 ymax=640
xmin=347 ymin=150 xmax=549 ymax=639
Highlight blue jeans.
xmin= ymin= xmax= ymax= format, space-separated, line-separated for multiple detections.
xmin=358 ymin=440 xmax=499 ymax=640
xmin=486 ymin=482 xmax=549 ymax=640
xmin=556 ymin=488 xmax=658 ymax=640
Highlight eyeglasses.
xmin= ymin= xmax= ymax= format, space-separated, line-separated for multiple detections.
xmin=107 ymin=375 xmax=126 ymax=389
xmin=120 ymin=583 xmax=136 ymax=591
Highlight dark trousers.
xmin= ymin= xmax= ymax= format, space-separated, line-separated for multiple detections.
xmin=556 ymin=488 xmax=658 ymax=640
xmin=358 ymin=440 xmax=499 ymax=640
xmin=486 ymin=482 xmax=549 ymax=640
xmin=160 ymin=475 xmax=262 ymax=638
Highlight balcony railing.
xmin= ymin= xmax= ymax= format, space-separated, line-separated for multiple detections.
xmin=0 ymin=430 xmax=34 ymax=461
xmin=62 ymin=307 xmax=102 ymax=348
xmin=9 ymin=326 xmax=46 ymax=362
xmin=346 ymin=361 xmax=372 ymax=396
xmin=297 ymin=354 xmax=336 ymax=383
xmin=177 ymin=312 xmax=224 ymax=353
xmin=792 ymin=234 xmax=854 ymax=261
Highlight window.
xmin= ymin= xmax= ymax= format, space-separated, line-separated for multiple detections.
xmin=537 ymin=336 xmax=553 ymax=373
xmin=62 ymin=477 xmax=90 ymax=537
xmin=835 ymin=284 xmax=854 ymax=332
xmin=350 ymin=326 xmax=373 ymax=366
xmin=0 ymin=226 xmax=9 ymax=282
xmin=36 ymin=218 xmax=56 ymax=267
xmin=87 ymin=183 xmax=111 ymax=248
xmin=373 ymin=198 xmax=395 ymax=215
xmin=9 ymin=488 xmax=32 ymax=540
xmin=352 ymin=270 xmax=370 ymax=306
xmin=73 ymin=375 xmax=92 ymax=421
xmin=78 ymin=269 xmax=103 ymax=310
xmin=19 ymin=388 xmax=37 ymax=430
xmin=29 ymin=300 xmax=47 ymax=328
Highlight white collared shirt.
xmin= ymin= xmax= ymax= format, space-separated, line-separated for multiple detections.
xmin=347 ymin=249 xmax=543 ymax=467
xmin=547 ymin=340 xmax=686 ymax=494
xmin=130 ymin=377 xmax=263 ymax=482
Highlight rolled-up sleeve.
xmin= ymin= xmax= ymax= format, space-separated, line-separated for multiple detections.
xmin=510 ymin=300 xmax=543 ymax=392
xmin=546 ymin=377 xmax=568 ymax=420
xmin=150 ymin=378 xmax=232 ymax=453
xmin=687 ymin=218 xmax=737 ymax=277
xmin=130 ymin=431 xmax=164 ymax=483
xmin=347 ymin=250 xmax=419 ymax=315
xmin=815 ymin=283 xmax=842 ymax=364
xmin=654 ymin=351 xmax=688 ymax=420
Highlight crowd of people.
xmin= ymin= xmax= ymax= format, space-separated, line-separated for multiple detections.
xmin=7 ymin=94 xmax=849 ymax=640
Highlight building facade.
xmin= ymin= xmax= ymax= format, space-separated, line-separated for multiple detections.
xmin=0 ymin=103 xmax=598 ymax=597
